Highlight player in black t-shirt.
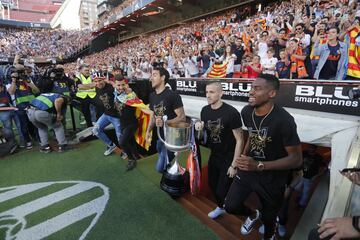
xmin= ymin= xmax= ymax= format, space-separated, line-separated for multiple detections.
xmin=114 ymin=75 xmax=141 ymax=171
xmin=145 ymin=67 xmax=186 ymax=173
xmin=197 ymin=82 xmax=243 ymax=219
xmin=224 ymin=74 xmax=302 ymax=240
xmin=92 ymin=72 xmax=126 ymax=159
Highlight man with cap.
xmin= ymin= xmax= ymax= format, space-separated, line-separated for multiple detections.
xmin=27 ymin=93 xmax=69 ymax=153
xmin=92 ymin=72 xmax=127 ymax=158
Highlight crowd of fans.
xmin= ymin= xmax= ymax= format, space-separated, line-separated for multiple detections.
xmin=68 ymin=0 xmax=360 ymax=81
xmin=0 ymin=28 xmax=92 ymax=59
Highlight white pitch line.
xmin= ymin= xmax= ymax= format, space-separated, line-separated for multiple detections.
xmin=0 ymin=182 xmax=96 ymax=217
xmin=15 ymin=195 xmax=107 ymax=240
xmin=0 ymin=182 xmax=54 ymax=203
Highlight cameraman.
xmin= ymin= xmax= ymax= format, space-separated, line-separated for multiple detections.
xmin=7 ymin=65 xmax=40 ymax=149
xmin=27 ymin=93 xmax=69 ymax=153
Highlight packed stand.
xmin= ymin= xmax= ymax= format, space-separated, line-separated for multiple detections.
xmin=0 ymin=28 xmax=92 ymax=59
xmin=74 ymin=0 xmax=360 ymax=81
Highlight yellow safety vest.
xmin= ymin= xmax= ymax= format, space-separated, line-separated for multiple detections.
xmin=76 ymin=74 xmax=96 ymax=99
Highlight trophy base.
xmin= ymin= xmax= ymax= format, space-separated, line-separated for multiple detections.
xmin=160 ymin=170 xmax=189 ymax=198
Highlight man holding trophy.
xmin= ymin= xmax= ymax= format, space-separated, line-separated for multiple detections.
xmin=146 ymin=67 xmax=186 ymax=173
xmin=195 ymin=81 xmax=244 ymax=219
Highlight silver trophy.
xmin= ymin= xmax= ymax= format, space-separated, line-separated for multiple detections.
xmin=157 ymin=116 xmax=192 ymax=197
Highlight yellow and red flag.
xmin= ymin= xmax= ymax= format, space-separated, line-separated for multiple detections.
xmin=207 ymin=62 xmax=227 ymax=78
xmin=117 ymin=91 xmax=152 ymax=151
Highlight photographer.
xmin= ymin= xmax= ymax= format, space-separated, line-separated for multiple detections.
xmin=26 ymin=93 xmax=69 ymax=153
xmin=7 ymin=65 xmax=40 ymax=149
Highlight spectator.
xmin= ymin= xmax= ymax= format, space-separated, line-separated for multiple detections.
xmin=313 ymin=27 xmax=348 ymax=80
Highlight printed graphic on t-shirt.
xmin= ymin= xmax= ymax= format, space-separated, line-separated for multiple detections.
xmin=248 ymin=127 xmax=272 ymax=159
xmin=99 ymin=93 xmax=111 ymax=110
xmin=206 ymin=119 xmax=224 ymax=143
xmin=114 ymin=101 xmax=123 ymax=115
xmin=154 ymin=101 xmax=166 ymax=117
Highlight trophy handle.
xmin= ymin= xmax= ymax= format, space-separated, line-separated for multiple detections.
xmin=156 ymin=115 xmax=168 ymax=145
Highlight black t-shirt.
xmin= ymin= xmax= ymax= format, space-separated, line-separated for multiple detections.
xmin=114 ymin=101 xmax=137 ymax=127
xmin=234 ymin=46 xmax=245 ymax=65
xmin=149 ymin=88 xmax=183 ymax=120
xmin=275 ymin=61 xmax=290 ymax=79
xmin=319 ymin=43 xmax=340 ymax=80
xmin=96 ymin=83 xmax=118 ymax=118
xmin=201 ymin=102 xmax=242 ymax=157
xmin=302 ymin=151 xmax=324 ymax=179
xmin=239 ymin=104 xmax=301 ymax=187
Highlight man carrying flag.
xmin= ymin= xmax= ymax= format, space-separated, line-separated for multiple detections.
xmin=114 ymin=74 xmax=150 ymax=171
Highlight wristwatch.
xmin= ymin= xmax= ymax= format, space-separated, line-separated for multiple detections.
xmin=257 ymin=161 xmax=265 ymax=171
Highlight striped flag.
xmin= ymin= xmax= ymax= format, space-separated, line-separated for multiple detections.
xmin=116 ymin=91 xmax=152 ymax=151
xmin=186 ymin=122 xmax=201 ymax=195
xmin=207 ymin=62 xmax=227 ymax=78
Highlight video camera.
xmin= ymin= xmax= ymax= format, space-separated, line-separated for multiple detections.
xmin=10 ymin=67 xmax=27 ymax=82
xmin=49 ymin=67 xmax=65 ymax=80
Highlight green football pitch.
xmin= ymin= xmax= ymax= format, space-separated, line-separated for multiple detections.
xmin=0 ymin=140 xmax=217 ymax=240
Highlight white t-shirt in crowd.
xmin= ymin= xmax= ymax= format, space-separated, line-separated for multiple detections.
xmin=258 ymin=42 xmax=268 ymax=61
xmin=219 ymin=54 xmax=237 ymax=74
xmin=183 ymin=56 xmax=199 ymax=77
xmin=261 ymin=57 xmax=278 ymax=75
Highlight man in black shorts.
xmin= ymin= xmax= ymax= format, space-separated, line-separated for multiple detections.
xmin=198 ymin=81 xmax=243 ymax=219
xmin=145 ymin=67 xmax=186 ymax=173
xmin=224 ymin=74 xmax=302 ymax=240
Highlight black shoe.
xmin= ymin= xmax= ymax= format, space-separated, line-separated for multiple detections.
xmin=126 ymin=159 xmax=137 ymax=171
xmin=40 ymin=145 xmax=51 ymax=153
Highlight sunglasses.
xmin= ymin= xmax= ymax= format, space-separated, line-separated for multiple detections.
xmin=295 ymin=28 xmax=302 ymax=31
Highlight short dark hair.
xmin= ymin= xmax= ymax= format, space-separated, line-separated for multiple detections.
xmin=114 ymin=74 xmax=125 ymax=81
xmin=328 ymin=26 xmax=340 ymax=34
xmin=258 ymin=73 xmax=280 ymax=91
xmin=295 ymin=23 xmax=305 ymax=29
xmin=153 ymin=67 xmax=170 ymax=83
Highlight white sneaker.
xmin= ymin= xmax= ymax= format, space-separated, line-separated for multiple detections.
xmin=80 ymin=120 xmax=86 ymax=125
xmin=104 ymin=144 xmax=117 ymax=156
xmin=26 ymin=142 xmax=33 ymax=150
xmin=208 ymin=207 xmax=226 ymax=219
xmin=241 ymin=209 xmax=260 ymax=235
xmin=278 ymin=224 xmax=286 ymax=237
xmin=120 ymin=151 xmax=128 ymax=160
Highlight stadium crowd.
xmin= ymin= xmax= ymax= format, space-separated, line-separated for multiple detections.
xmin=69 ymin=0 xmax=360 ymax=81
xmin=0 ymin=28 xmax=92 ymax=59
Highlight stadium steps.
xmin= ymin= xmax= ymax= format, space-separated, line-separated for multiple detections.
xmin=177 ymin=193 xmax=262 ymax=240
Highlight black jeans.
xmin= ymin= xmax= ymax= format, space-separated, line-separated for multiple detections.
xmin=77 ymin=96 xmax=103 ymax=127
xmin=224 ymin=172 xmax=285 ymax=238
xmin=208 ymin=153 xmax=233 ymax=208
xmin=119 ymin=123 xmax=138 ymax=160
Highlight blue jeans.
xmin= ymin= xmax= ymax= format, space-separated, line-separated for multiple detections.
xmin=92 ymin=114 xmax=122 ymax=146
xmin=298 ymin=177 xmax=313 ymax=207
xmin=155 ymin=139 xmax=174 ymax=173
xmin=0 ymin=110 xmax=15 ymax=137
